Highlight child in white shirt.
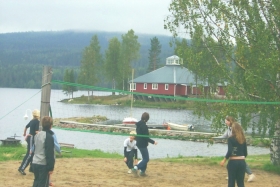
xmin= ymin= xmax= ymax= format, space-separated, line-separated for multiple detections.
xmin=123 ymin=131 xmax=138 ymax=173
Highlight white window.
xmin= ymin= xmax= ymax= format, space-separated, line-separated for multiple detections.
xmin=144 ymin=83 xmax=147 ymax=89
xmin=152 ymin=83 xmax=158 ymax=90
xmin=130 ymin=83 xmax=136 ymax=91
xmin=165 ymin=84 xmax=169 ymax=90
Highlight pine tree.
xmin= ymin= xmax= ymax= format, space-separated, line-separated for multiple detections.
xmin=62 ymin=69 xmax=70 ymax=97
xmin=119 ymin=30 xmax=140 ymax=91
xmin=78 ymin=35 xmax=102 ymax=100
xmin=147 ymin=37 xmax=161 ymax=73
xmin=104 ymin=37 xmax=122 ymax=91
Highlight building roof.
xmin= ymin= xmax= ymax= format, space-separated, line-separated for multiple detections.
xmin=131 ymin=65 xmax=206 ymax=85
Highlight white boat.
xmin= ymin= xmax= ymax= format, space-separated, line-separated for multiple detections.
xmin=123 ymin=117 xmax=138 ymax=125
xmin=167 ymin=122 xmax=194 ymax=131
xmin=122 ymin=69 xmax=137 ymax=125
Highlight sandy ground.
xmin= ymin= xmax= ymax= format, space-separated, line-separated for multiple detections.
xmin=0 ymin=158 xmax=279 ymax=187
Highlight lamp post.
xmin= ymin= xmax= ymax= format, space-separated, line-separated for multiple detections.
xmin=23 ymin=109 xmax=32 ymax=120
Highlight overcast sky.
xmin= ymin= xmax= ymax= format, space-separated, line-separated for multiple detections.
xmin=0 ymin=0 xmax=173 ymax=36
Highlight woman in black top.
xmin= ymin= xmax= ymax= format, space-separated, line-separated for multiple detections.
xmin=132 ymin=112 xmax=157 ymax=177
xmin=18 ymin=109 xmax=40 ymax=175
xmin=220 ymin=122 xmax=247 ymax=187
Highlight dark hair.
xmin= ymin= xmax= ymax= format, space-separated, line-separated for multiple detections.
xmin=41 ymin=116 xmax=53 ymax=131
xmin=141 ymin=112 xmax=149 ymax=122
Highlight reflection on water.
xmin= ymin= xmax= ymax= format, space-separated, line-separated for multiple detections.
xmin=0 ymin=88 xmax=269 ymax=158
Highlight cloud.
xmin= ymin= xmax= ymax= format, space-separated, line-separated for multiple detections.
xmin=0 ymin=0 xmax=172 ymax=35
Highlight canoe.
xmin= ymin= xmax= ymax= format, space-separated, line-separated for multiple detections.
xmin=167 ymin=122 xmax=194 ymax=131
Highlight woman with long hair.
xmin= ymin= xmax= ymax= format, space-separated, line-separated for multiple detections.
xmin=220 ymin=122 xmax=247 ymax=187
xmin=215 ymin=116 xmax=255 ymax=182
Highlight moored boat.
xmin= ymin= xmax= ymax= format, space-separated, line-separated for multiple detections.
xmin=122 ymin=117 xmax=138 ymax=125
xmin=167 ymin=122 xmax=194 ymax=131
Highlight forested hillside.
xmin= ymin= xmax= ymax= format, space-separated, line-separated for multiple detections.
xmin=0 ymin=31 xmax=174 ymax=89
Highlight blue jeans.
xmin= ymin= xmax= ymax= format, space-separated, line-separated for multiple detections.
xmin=245 ymin=163 xmax=252 ymax=175
xmin=137 ymin=147 xmax=149 ymax=172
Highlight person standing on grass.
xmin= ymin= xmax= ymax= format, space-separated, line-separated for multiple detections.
xmin=123 ymin=131 xmax=138 ymax=174
xmin=213 ymin=116 xmax=255 ymax=182
xmin=220 ymin=122 xmax=247 ymax=187
xmin=132 ymin=112 xmax=157 ymax=177
xmin=32 ymin=116 xmax=55 ymax=187
xmin=18 ymin=109 xmax=40 ymax=175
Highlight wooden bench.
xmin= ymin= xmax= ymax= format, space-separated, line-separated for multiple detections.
xmin=59 ymin=143 xmax=75 ymax=156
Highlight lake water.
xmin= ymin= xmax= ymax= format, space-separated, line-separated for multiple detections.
xmin=0 ymin=88 xmax=269 ymax=158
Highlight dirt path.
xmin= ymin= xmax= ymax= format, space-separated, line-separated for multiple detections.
xmin=0 ymin=158 xmax=279 ymax=187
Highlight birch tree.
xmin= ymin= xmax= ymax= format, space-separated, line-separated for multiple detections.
xmin=165 ymin=0 xmax=280 ymax=166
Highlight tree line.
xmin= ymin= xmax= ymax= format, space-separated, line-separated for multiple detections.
xmin=62 ymin=30 xmax=164 ymax=98
xmin=0 ymin=31 xmax=174 ymax=89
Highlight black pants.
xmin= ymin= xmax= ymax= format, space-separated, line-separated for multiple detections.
xmin=227 ymin=160 xmax=246 ymax=187
xmin=32 ymin=164 xmax=50 ymax=187
xmin=19 ymin=136 xmax=34 ymax=171
xmin=125 ymin=151 xmax=135 ymax=169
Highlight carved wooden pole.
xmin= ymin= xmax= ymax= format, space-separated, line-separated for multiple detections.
xmin=39 ymin=66 xmax=53 ymax=131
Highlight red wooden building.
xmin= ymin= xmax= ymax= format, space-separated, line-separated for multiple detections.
xmin=130 ymin=55 xmax=226 ymax=97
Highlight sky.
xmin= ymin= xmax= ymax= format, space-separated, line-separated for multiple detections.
xmin=0 ymin=0 xmax=173 ymax=36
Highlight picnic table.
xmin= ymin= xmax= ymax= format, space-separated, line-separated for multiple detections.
xmin=0 ymin=134 xmax=21 ymax=145
xmin=0 ymin=137 xmax=21 ymax=145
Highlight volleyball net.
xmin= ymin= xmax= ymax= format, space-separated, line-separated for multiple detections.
xmin=48 ymin=80 xmax=280 ymax=142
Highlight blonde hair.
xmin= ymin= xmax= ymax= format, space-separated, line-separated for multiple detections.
xmin=130 ymin=131 xmax=136 ymax=135
xmin=231 ymin=122 xmax=246 ymax=144
xmin=32 ymin=109 xmax=40 ymax=119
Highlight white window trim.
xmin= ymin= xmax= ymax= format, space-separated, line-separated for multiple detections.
xmin=144 ymin=83 xmax=147 ymax=89
xmin=165 ymin=84 xmax=169 ymax=90
xmin=152 ymin=83 xmax=158 ymax=90
xmin=130 ymin=83 xmax=136 ymax=91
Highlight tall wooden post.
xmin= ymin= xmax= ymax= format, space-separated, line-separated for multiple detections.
xmin=39 ymin=66 xmax=53 ymax=130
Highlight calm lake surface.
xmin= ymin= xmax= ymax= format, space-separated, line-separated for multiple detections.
xmin=0 ymin=88 xmax=269 ymax=158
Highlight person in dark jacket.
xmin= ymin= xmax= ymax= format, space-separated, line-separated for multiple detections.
xmin=132 ymin=112 xmax=157 ymax=177
xmin=220 ymin=122 xmax=247 ymax=187
xmin=32 ymin=116 xmax=55 ymax=187
xmin=18 ymin=109 xmax=40 ymax=175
